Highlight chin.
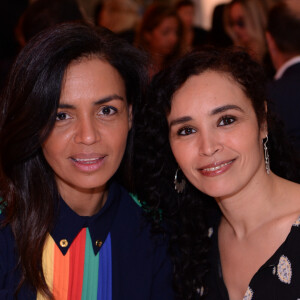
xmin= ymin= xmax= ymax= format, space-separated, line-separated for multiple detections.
xmin=193 ymin=181 xmax=233 ymax=199
xmin=69 ymin=176 xmax=109 ymax=191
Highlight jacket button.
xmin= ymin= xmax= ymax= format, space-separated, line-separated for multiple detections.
xmin=60 ymin=239 xmax=68 ymax=247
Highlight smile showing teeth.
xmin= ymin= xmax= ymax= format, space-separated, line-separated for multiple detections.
xmin=72 ymin=158 xmax=101 ymax=164
xmin=203 ymin=160 xmax=233 ymax=171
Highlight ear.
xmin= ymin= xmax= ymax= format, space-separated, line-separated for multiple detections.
xmin=128 ymin=104 xmax=132 ymax=130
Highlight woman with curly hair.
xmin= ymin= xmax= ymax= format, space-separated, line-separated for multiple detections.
xmin=134 ymin=47 xmax=300 ymax=300
xmin=0 ymin=23 xmax=174 ymax=299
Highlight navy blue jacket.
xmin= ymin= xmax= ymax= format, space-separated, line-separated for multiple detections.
xmin=267 ymin=62 xmax=300 ymax=152
xmin=0 ymin=182 xmax=174 ymax=299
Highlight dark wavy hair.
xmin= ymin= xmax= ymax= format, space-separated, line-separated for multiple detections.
xmin=133 ymin=46 xmax=300 ymax=300
xmin=0 ymin=22 xmax=147 ymax=298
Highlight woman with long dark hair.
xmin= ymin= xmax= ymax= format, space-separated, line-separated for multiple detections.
xmin=0 ymin=23 xmax=174 ymax=299
xmin=134 ymin=47 xmax=300 ymax=300
xmin=134 ymin=3 xmax=183 ymax=78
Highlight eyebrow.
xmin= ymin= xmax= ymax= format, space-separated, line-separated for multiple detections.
xmin=58 ymin=94 xmax=125 ymax=109
xmin=169 ymin=116 xmax=192 ymax=127
xmin=169 ymin=104 xmax=244 ymax=127
xmin=211 ymin=104 xmax=244 ymax=115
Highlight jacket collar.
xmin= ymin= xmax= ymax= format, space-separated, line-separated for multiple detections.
xmin=51 ymin=181 xmax=122 ymax=255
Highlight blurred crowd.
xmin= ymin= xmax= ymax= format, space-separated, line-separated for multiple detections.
xmin=0 ymin=0 xmax=299 ymax=152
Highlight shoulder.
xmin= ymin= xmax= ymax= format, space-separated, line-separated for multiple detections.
xmin=272 ymin=177 xmax=300 ymax=228
xmin=111 ymin=183 xmax=167 ymax=247
xmin=116 ymin=183 xmax=145 ymax=216
xmin=273 ymin=63 xmax=300 ymax=86
xmin=0 ymin=213 xmax=15 ymax=257
xmin=0 ymin=213 xmax=18 ymax=280
xmin=111 ymin=183 xmax=149 ymax=231
xmin=286 ymin=62 xmax=300 ymax=74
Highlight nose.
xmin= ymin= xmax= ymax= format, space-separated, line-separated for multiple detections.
xmin=74 ymin=117 xmax=100 ymax=145
xmin=198 ymin=131 xmax=222 ymax=157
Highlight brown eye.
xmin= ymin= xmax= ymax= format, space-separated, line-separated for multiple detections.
xmin=99 ymin=106 xmax=117 ymax=116
xmin=56 ymin=112 xmax=70 ymax=121
xmin=177 ymin=127 xmax=196 ymax=136
xmin=218 ymin=116 xmax=236 ymax=126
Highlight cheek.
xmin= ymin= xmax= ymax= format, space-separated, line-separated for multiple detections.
xmin=231 ymin=126 xmax=262 ymax=162
xmin=42 ymin=137 xmax=64 ymax=171
xmin=105 ymin=121 xmax=129 ymax=155
xmin=42 ymin=128 xmax=71 ymax=158
xmin=153 ymin=33 xmax=165 ymax=47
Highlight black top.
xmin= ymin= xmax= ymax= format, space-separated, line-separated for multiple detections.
xmin=204 ymin=215 xmax=300 ymax=299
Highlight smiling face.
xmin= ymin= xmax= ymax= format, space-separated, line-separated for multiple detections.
xmin=42 ymin=57 xmax=131 ymax=200
xmin=167 ymin=71 xmax=266 ymax=200
xmin=146 ymin=16 xmax=179 ymax=56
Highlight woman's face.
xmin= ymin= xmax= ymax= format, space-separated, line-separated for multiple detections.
xmin=146 ymin=16 xmax=179 ymax=56
xmin=42 ymin=57 xmax=131 ymax=196
xmin=177 ymin=5 xmax=194 ymax=28
xmin=228 ymin=3 xmax=250 ymax=46
xmin=167 ymin=71 xmax=266 ymax=200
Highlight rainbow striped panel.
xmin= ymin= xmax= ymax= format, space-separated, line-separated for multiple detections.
xmin=37 ymin=229 xmax=112 ymax=300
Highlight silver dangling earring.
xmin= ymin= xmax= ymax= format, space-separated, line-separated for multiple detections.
xmin=174 ymin=168 xmax=186 ymax=193
xmin=263 ymin=135 xmax=270 ymax=175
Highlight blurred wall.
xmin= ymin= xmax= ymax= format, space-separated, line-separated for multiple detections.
xmin=194 ymin=0 xmax=231 ymax=30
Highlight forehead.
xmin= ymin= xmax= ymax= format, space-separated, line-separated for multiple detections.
xmin=230 ymin=2 xmax=245 ymax=17
xmin=156 ymin=16 xmax=178 ymax=30
xmin=178 ymin=5 xmax=194 ymax=12
xmin=170 ymin=70 xmax=252 ymax=114
xmin=60 ymin=57 xmax=126 ymax=103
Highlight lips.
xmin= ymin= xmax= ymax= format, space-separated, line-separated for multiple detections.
xmin=70 ymin=154 xmax=106 ymax=172
xmin=199 ymin=159 xmax=235 ymax=177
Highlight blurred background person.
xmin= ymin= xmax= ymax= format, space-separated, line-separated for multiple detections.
xmin=260 ymin=0 xmax=282 ymax=12
xmin=94 ymin=0 xmax=140 ymax=44
xmin=175 ymin=0 xmax=208 ymax=52
xmin=15 ymin=0 xmax=87 ymax=48
xmin=266 ymin=0 xmax=300 ymax=154
xmin=224 ymin=0 xmax=275 ymax=78
xmin=206 ymin=2 xmax=233 ymax=48
xmin=135 ymin=3 xmax=183 ymax=78
xmin=94 ymin=0 xmax=104 ymax=26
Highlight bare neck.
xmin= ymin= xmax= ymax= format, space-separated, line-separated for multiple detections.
xmin=57 ymin=181 xmax=108 ymax=216
xmin=216 ymin=170 xmax=283 ymax=239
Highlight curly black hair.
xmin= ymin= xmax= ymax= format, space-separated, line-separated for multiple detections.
xmin=133 ymin=46 xmax=300 ymax=300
